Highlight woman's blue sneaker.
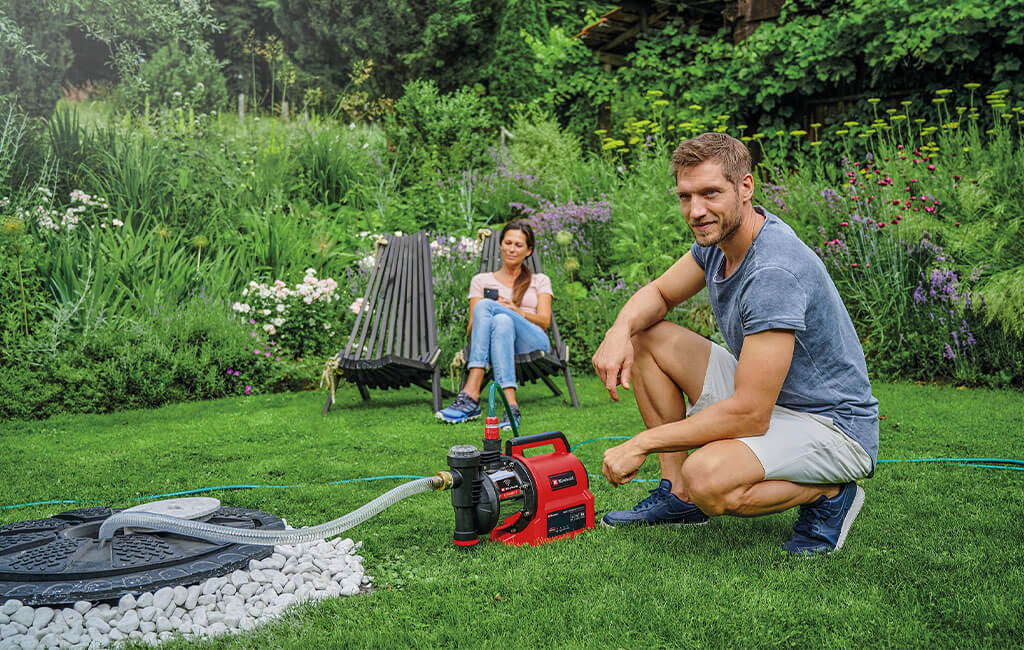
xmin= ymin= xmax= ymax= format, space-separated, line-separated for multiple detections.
xmin=783 ymin=482 xmax=865 ymax=556
xmin=601 ymin=479 xmax=709 ymax=527
xmin=436 ymin=392 xmax=481 ymax=424
xmin=498 ymin=404 xmax=521 ymax=431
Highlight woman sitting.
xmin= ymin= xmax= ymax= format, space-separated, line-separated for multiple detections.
xmin=436 ymin=220 xmax=552 ymax=429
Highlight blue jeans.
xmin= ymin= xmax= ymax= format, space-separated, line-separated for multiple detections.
xmin=467 ymin=300 xmax=551 ymax=389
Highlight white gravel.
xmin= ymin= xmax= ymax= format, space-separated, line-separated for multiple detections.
xmin=0 ymin=536 xmax=369 ymax=649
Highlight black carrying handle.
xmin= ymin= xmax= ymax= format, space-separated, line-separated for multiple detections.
xmin=505 ymin=431 xmax=569 ymax=457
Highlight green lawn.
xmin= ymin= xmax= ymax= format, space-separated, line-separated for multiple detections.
xmin=2 ymin=376 xmax=1023 ymax=648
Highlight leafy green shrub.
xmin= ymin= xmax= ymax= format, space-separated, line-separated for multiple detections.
xmin=506 ymin=108 xmax=582 ymax=197
xmin=385 ymin=79 xmax=496 ymax=173
xmin=117 ymin=41 xmax=228 ymax=116
xmin=0 ymin=296 xmax=319 ymax=421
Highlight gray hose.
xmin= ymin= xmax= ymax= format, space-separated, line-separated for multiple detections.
xmin=98 ymin=476 xmax=440 ymax=546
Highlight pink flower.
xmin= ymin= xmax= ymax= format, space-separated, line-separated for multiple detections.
xmin=233 ymin=370 xmax=240 ymax=377
xmin=254 ymin=349 xmax=262 ymax=355
xmin=275 ymin=357 xmax=282 ymax=362
xmin=840 ymin=221 xmax=849 ymax=226
xmin=226 ymin=369 xmax=234 ymax=375
xmin=244 ymin=385 xmax=252 ymax=395
xmin=265 ymin=351 xmax=271 ymax=358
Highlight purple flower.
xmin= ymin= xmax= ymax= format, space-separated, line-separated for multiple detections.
xmin=942 ymin=344 xmax=955 ymax=360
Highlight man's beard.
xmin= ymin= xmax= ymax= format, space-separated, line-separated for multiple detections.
xmin=693 ymin=196 xmax=744 ymax=246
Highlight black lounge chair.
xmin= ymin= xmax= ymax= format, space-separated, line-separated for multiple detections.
xmin=322 ymin=232 xmax=452 ymax=413
xmin=460 ymin=229 xmax=580 ymax=408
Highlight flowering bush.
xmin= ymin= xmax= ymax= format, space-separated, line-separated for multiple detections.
xmin=14 ymin=188 xmax=117 ymax=233
xmin=232 ymin=268 xmax=347 ymax=359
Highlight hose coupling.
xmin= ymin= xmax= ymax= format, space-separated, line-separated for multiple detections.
xmin=431 ymin=471 xmax=455 ymax=491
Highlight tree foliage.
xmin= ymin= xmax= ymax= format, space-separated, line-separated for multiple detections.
xmin=274 ymin=0 xmax=501 ymax=101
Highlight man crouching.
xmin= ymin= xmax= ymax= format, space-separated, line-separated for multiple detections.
xmin=593 ymin=132 xmax=878 ymax=556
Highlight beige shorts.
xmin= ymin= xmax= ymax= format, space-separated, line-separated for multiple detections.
xmin=686 ymin=343 xmax=873 ymax=485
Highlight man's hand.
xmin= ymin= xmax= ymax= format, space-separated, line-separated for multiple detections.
xmin=592 ymin=325 xmax=633 ymax=401
xmin=602 ymin=439 xmax=647 ymax=486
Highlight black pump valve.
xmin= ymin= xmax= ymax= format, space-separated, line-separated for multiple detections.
xmin=446 ymin=445 xmax=482 ymax=547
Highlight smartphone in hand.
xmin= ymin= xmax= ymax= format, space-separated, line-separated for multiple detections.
xmin=484 ymin=288 xmax=499 ymax=300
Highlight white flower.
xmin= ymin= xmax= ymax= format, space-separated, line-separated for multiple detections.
xmin=304 ymin=296 xmax=314 ymax=304
xmin=349 ymin=298 xmax=365 ymax=315
xmin=260 ymin=309 xmax=271 ymax=316
xmin=276 ymin=304 xmax=286 ymax=312
xmin=349 ymin=122 xmax=356 ymax=129
xmin=232 ymin=302 xmax=251 ymax=313
xmin=272 ymin=317 xmax=285 ymax=327
xmin=358 ymin=254 xmax=376 ymax=272
xmin=263 ymin=324 xmax=276 ymax=335
xmin=111 ymin=219 xmax=123 ymax=227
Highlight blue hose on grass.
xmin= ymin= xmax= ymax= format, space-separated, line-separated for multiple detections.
xmin=3 ymin=442 xmax=1022 ymax=512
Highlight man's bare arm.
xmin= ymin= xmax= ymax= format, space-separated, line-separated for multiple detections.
xmin=602 ymin=330 xmax=795 ymax=485
xmin=593 ymin=252 xmax=707 ymax=400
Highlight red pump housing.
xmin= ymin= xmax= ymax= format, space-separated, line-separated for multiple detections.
xmin=489 ymin=431 xmax=595 ymax=546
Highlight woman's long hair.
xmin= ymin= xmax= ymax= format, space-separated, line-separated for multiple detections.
xmin=501 ymin=220 xmax=535 ymax=307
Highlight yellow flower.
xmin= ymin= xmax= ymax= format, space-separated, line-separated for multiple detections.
xmin=191 ymin=234 xmax=209 ymax=249
xmin=645 ymin=89 xmax=664 ymax=98
xmin=789 ymin=129 xmax=807 ymax=136
xmin=629 ymin=136 xmax=641 ymax=145
xmin=810 ymin=122 xmax=821 ymax=128
xmin=775 ymin=129 xmax=785 ymax=136
xmin=652 ymin=100 xmax=669 ymax=107
xmin=617 ymin=148 xmax=630 ymax=153
xmin=688 ymin=104 xmax=702 ymax=110
xmin=900 ymin=100 xmax=912 ymax=107
xmin=867 ymin=97 xmax=881 ymax=104
xmin=752 ymin=132 xmax=764 ymax=139
xmin=843 ymin=121 xmax=859 ymax=127
xmin=835 ymin=129 xmax=849 ymax=135
xmin=717 ymin=114 xmax=731 ymax=121
xmin=1 ymin=216 xmax=25 ymax=237
xmin=935 ymin=88 xmax=953 ymax=96
xmin=565 ymin=257 xmax=580 ymax=272
xmin=595 ymin=129 xmax=607 ymax=135
xmin=741 ymin=136 xmax=752 ymax=142
xmin=810 ymin=141 xmax=822 ymax=147
xmin=932 ymin=98 xmax=945 ymax=104
xmin=963 ymin=82 xmax=981 ymax=89
xmin=885 ymin=108 xmax=897 ymax=114
xmin=738 ymin=124 xmax=748 ymax=130
xmin=555 ymin=230 xmax=573 ymax=246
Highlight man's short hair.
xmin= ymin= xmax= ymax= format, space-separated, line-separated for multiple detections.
xmin=671 ymin=132 xmax=751 ymax=187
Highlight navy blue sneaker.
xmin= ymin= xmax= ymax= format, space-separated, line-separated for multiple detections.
xmin=436 ymin=391 xmax=481 ymax=424
xmin=498 ymin=404 xmax=521 ymax=431
xmin=601 ymin=479 xmax=709 ymax=528
xmin=783 ymin=482 xmax=865 ymax=557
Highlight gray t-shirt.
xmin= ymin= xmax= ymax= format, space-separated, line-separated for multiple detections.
xmin=689 ymin=207 xmax=879 ymax=463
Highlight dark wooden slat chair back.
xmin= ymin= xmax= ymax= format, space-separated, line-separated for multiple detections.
xmin=345 ymin=232 xmax=439 ymax=363
xmin=324 ymin=232 xmax=448 ymax=414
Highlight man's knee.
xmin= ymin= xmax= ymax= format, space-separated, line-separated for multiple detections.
xmin=681 ymin=445 xmax=756 ymax=516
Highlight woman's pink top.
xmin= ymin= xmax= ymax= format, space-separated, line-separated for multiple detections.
xmin=468 ymin=272 xmax=553 ymax=315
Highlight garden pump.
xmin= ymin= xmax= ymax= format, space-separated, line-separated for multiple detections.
xmin=444 ymin=384 xmax=595 ymax=547
xmin=97 ymin=383 xmax=593 ymax=549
